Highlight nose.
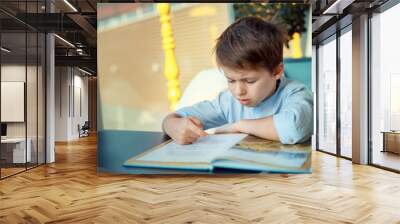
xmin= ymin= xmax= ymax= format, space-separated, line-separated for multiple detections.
xmin=235 ymin=82 xmax=246 ymax=96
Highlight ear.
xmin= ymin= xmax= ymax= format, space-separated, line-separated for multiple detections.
xmin=273 ymin=63 xmax=284 ymax=80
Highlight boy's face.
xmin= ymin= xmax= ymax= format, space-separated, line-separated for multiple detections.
xmin=220 ymin=64 xmax=283 ymax=107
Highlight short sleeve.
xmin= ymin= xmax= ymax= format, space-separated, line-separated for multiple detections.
xmin=175 ymin=91 xmax=229 ymax=130
xmin=273 ymin=86 xmax=313 ymax=144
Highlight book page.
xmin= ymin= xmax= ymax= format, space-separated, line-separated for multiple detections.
xmin=234 ymin=135 xmax=311 ymax=153
xmin=134 ymin=133 xmax=248 ymax=164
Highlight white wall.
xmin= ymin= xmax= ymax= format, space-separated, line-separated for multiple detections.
xmin=1 ymin=65 xmax=26 ymax=81
xmin=55 ymin=67 xmax=69 ymax=141
xmin=55 ymin=67 xmax=89 ymax=141
xmin=71 ymin=73 xmax=89 ymax=138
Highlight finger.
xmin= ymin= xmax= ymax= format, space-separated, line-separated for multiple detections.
xmin=189 ymin=123 xmax=208 ymax=137
xmin=181 ymin=127 xmax=201 ymax=142
xmin=181 ymin=135 xmax=198 ymax=144
xmin=187 ymin=117 xmax=207 ymax=137
xmin=176 ymin=132 xmax=196 ymax=144
xmin=188 ymin=116 xmax=203 ymax=129
xmin=180 ymin=139 xmax=194 ymax=145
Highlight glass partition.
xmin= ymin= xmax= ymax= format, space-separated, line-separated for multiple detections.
xmin=339 ymin=28 xmax=352 ymax=158
xmin=317 ymin=36 xmax=337 ymax=155
xmin=1 ymin=29 xmax=28 ymax=178
xmin=0 ymin=1 xmax=46 ymax=179
xmin=371 ymin=3 xmax=400 ymax=171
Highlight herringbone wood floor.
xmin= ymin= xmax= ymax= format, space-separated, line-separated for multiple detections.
xmin=1 ymin=134 xmax=400 ymax=224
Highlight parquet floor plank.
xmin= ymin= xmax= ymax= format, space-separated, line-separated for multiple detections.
xmin=1 ymin=135 xmax=400 ymax=223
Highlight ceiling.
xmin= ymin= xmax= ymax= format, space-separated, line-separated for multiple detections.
xmin=0 ymin=0 xmax=145 ymax=75
xmin=312 ymin=0 xmax=391 ymax=43
xmin=0 ymin=0 xmax=99 ymax=74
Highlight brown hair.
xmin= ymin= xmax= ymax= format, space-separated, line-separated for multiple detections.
xmin=215 ymin=17 xmax=285 ymax=73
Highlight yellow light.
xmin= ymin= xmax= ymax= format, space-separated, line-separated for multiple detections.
xmin=189 ymin=6 xmax=217 ymax=17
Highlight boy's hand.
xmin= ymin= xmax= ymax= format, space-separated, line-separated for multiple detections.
xmin=164 ymin=115 xmax=208 ymax=145
xmin=176 ymin=116 xmax=208 ymax=144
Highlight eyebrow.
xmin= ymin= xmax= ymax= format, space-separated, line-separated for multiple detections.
xmin=222 ymin=70 xmax=258 ymax=81
xmin=226 ymin=76 xmax=258 ymax=81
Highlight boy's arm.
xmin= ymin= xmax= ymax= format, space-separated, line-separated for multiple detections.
xmin=237 ymin=116 xmax=280 ymax=141
xmin=217 ymin=87 xmax=313 ymax=144
xmin=215 ymin=116 xmax=279 ymax=141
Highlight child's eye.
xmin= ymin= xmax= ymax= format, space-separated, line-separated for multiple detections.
xmin=228 ymin=80 xmax=235 ymax=83
xmin=246 ymin=80 xmax=256 ymax=84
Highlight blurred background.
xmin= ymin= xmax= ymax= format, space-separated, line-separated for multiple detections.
xmin=98 ymin=3 xmax=312 ymax=132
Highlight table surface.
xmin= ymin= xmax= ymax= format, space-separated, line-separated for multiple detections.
xmin=381 ymin=131 xmax=400 ymax=134
xmin=1 ymin=137 xmax=27 ymax=143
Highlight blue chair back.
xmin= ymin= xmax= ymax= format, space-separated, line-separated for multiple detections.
xmin=283 ymin=58 xmax=311 ymax=90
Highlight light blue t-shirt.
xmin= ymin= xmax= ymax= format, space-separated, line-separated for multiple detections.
xmin=175 ymin=75 xmax=313 ymax=144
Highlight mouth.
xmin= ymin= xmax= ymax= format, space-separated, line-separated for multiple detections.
xmin=238 ymin=99 xmax=250 ymax=104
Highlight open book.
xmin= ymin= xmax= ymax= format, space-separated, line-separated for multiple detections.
xmin=123 ymin=134 xmax=311 ymax=173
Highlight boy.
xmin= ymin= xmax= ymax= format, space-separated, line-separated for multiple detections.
xmin=162 ymin=17 xmax=313 ymax=145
